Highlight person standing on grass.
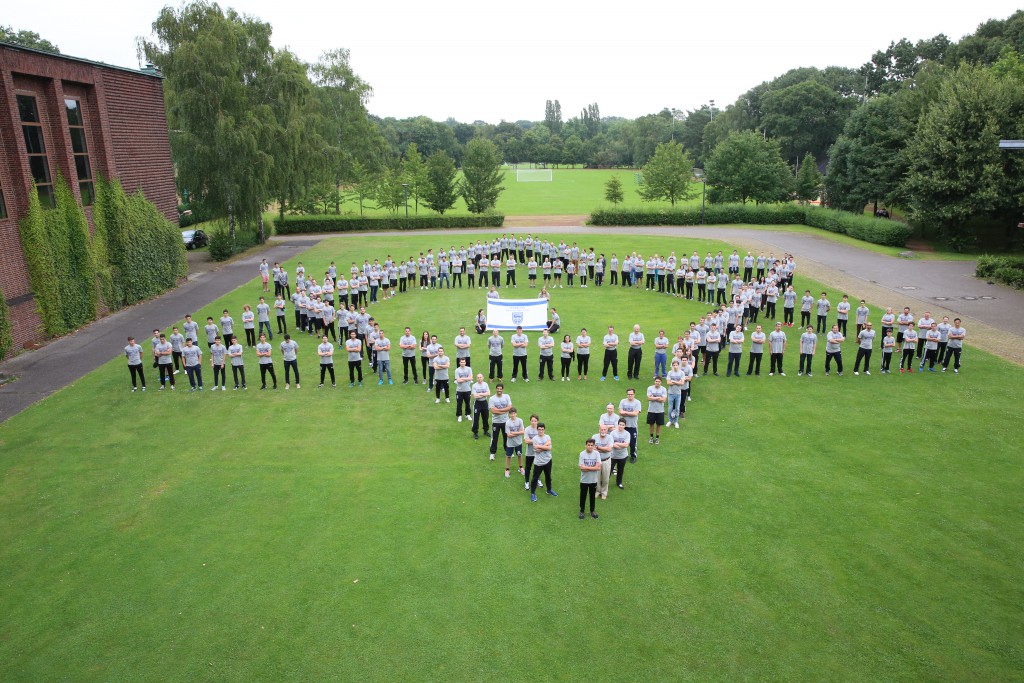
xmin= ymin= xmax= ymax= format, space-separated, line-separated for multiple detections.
xmin=169 ymin=326 xmax=185 ymax=374
xmin=626 ymin=324 xmax=645 ymax=380
xmin=916 ymin=312 xmax=936 ymax=359
xmin=523 ymin=414 xmax=540 ymax=490
xmin=280 ymin=334 xmax=300 ymax=389
xmin=275 ymin=294 xmax=288 ymax=334
xmin=559 ymin=335 xmax=574 ymax=381
xmin=182 ymin=337 xmax=204 ymax=392
xmin=880 ymin=328 xmax=896 ymax=373
xmin=783 ymin=285 xmax=797 ymax=326
xmin=346 ymin=330 xmax=363 ymax=386
xmin=471 ymin=374 xmax=491 ymax=440
xmin=255 ymin=334 xmax=277 ymax=390
xmin=653 ymin=329 xmax=670 ymax=378
xmin=156 ymin=334 xmax=176 ymax=389
xmin=242 ymin=305 xmax=256 ymax=347
xmin=228 ymin=337 xmax=246 ymax=390
xmin=942 ymin=319 xmax=966 ymax=373
xmin=726 ymin=324 xmax=744 ymax=377
xmin=816 ymin=292 xmax=831 ymax=334
xmin=936 ymin=316 xmax=952 ymax=364
xmin=210 ymin=335 xmax=227 ymax=391
xmin=768 ymin=322 xmax=787 ymax=377
xmin=824 ymin=325 xmax=844 ymax=376
xmin=418 ymin=330 xmax=431 ymax=385
xmin=646 ymin=377 xmax=667 ymax=445
xmin=747 ymin=324 xmax=765 ymax=376
xmin=454 ymin=327 xmax=472 ymax=370
xmin=182 ymin=314 xmax=200 ymax=346
xmin=618 ymin=388 xmax=642 ymax=462
xmin=900 ymin=323 xmax=918 ymax=373
xmin=855 ymin=300 xmax=870 ymax=337
xmin=538 ymin=329 xmax=555 ymax=381
xmin=125 ymin=337 xmax=146 ymax=392
xmin=256 ymin=297 xmax=273 ymax=341
xmin=920 ymin=322 xmax=941 ymax=372
xmin=375 ymin=330 xmax=393 ymax=385
xmin=260 ymin=258 xmax=270 ymax=292
xmin=600 ymin=326 xmax=620 ymax=381
xmin=433 ymin=346 xmax=451 ymax=403
xmin=665 ymin=360 xmax=686 ymax=428
xmin=611 ymin=419 xmax=630 ymax=489
xmin=853 ymin=322 xmax=875 ymax=375
xmin=579 ymin=439 xmax=601 ymax=520
xmin=896 ymin=306 xmax=913 ymax=346
xmin=487 ymin=328 xmax=505 ymax=381
xmin=400 ymin=327 xmax=419 ymax=385
xmin=836 ymin=295 xmax=850 ymax=337
xmin=425 ymin=335 xmax=441 ymax=390
xmin=575 ymin=328 xmax=591 ymax=380
xmin=151 ymin=329 xmax=162 ymax=368
xmin=529 ymin=423 xmax=557 ymax=502
xmin=703 ymin=323 xmax=721 ymax=376
xmin=454 ymin=358 xmax=473 ymax=422
xmin=800 ymin=290 xmax=814 ymax=329
xmin=798 ymin=326 xmax=817 ymax=377
xmin=880 ymin=307 xmax=896 ymax=349
xmin=318 ymin=335 xmax=336 ymax=387
xmin=593 ymin=424 xmax=614 ymax=500
xmin=504 ymin=407 xmax=525 ymax=479
xmin=599 ymin=402 xmax=620 ymax=432
xmin=488 ymin=383 xmax=512 ymax=461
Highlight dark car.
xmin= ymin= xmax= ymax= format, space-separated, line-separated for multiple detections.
xmin=182 ymin=229 xmax=208 ymax=250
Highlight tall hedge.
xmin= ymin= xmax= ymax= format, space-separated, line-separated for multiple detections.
xmin=273 ymin=213 xmax=505 ymax=234
xmin=0 ymin=285 xmax=12 ymax=360
xmin=93 ymin=177 xmax=188 ymax=309
xmin=588 ymin=203 xmax=913 ymax=247
xmin=19 ymin=183 xmax=63 ymax=335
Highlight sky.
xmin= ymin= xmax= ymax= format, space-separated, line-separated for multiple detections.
xmin=7 ymin=0 xmax=1022 ymax=123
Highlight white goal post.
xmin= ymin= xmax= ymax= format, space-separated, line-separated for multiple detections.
xmin=516 ymin=169 xmax=553 ymax=182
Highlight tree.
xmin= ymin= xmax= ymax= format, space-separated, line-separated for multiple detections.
xmin=604 ymin=176 xmax=624 ymax=206
xmin=704 ymin=131 xmax=791 ymax=204
xmin=344 ymin=161 xmax=376 ymax=216
xmin=794 ymin=153 xmax=822 ymax=204
xmin=423 ymin=151 xmax=459 ymax=215
xmin=760 ymin=79 xmax=856 ymax=162
xmin=0 ymin=26 xmax=59 ymax=52
xmin=461 ymin=138 xmax=504 ymax=214
xmin=637 ymin=141 xmax=697 ymax=206
xmin=373 ymin=164 xmax=406 ymax=214
xmin=544 ymin=99 xmax=562 ymax=135
xmin=402 ymin=143 xmax=428 ymax=214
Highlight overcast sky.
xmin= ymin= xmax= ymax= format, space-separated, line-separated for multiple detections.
xmin=7 ymin=1 xmax=1022 ymax=123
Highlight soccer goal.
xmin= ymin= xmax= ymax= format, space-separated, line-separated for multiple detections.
xmin=516 ymin=169 xmax=553 ymax=182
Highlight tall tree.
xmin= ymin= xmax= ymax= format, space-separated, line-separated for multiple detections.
xmin=0 ymin=26 xmax=59 ymax=52
xmin=604 ymin=175 xmax=624 ymax=206
xmin=402 ymin=143 xmax=428 ymax=214
xmin=544 ymin=99 xmax=563 ymax=135
xmin=460 ymin=138 xmax=504 ymax=214
xmin=760 ymin=79 xmax=856 ymax=162
xmin=705 ymin=131 xmax=791 ymax=204
xmin=422 ymin=151 xmax=459 ymax=215
xmin=637 ymin=141 xmax=697 ymax=206
xmin=793 ymin=153 xmax=822 ymax=204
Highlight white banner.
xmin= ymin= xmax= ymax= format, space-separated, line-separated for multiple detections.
xmin=486 ymin=298 xmax=549 ymax=331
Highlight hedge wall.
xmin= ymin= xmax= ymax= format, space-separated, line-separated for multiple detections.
xmin=588 ymin=204 xmax=913 ymax=247
xmin=93 ymin=177 xmax=188 ymax=309
xmin=0 ymin=285 xmax=12 ymax=360
xmin=273 ymin=213 xmax=505 ymax=234
xmin=976 ymin=255 xmax=1024 ymax=289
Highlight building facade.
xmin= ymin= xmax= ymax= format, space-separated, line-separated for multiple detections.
xmin=0 ymin=42 xmax=177 ymax=350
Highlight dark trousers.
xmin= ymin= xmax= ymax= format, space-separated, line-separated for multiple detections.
xmin=456 ymin=391 xmax=471 ymax=416
xmin=854 ymin=348 xmax=872 ymax=372
xmin=766 ymin=302 xmax=776 ymax=318
xmin=172 ymin=350 xmax=182 ymax=371
xmin=158 ymin=364 xmax=175 ymax=386
xmin=320 ymin=364 xmax=336 ymax=384
xmin=825 ymin=352 xmax=843 ymax=373
xmin=128 ymin=364 xmax=146 ymax=388
xmin=625 ymin=427 xmax=638 ymax=460
xmin=576 ymin=354 xmax=590 ymax=376
xmin=697 ymin=284 xmax=706 ymax=301
xmin=213 ymin=363 xmax=225 ymax=387
xmin=769 ymin=353 xmax=784 ymax=374
xmin=489 ymin=355 xmax=503 ymax=379
xmin=186 ymin=364 xmax=205 ymax=387
xmin=837 ymin=319 xmax=847 ymax=336
xmin=524 ymin=455 xmax=535 ymax=485
xmin=490 ymin=422 xmax=508 ymax=455
xmin=580 ymin=482 xmax=597 ymax=513
xmin=403 ymin=356 xmax=419 ymax=382
xmin=277 ymin=316 xmax=287 ymax=333
xmin=259 ymin=364 xmax=277 ymax=387
xmin=602 ymin=350 xmax=618 ymax=378
xmin=922 ymin=348 xmax=938 ymax=369
xmin=231 ymin=365 xmax=246 ymax=387
xmin=799 ymin=353 xmax=813 ymax=374
xmin=530 ymin=461 xmax=552 ymax=493
xmin=817 ymin=315 xmax=828 ymax=334
xmin=284 ymin=359 xmax=299 ymax=384
xmin=717 ymin=288 xmax=726 ymax=304
xmin=420 ymin=356 xmax=429 ymax=382
xmin=245 ymin=328 xmax=257 ymax=346
xmin=747 ymin=352 xmax=762 ymax=375
xmin=539 ymin=356 xmax=554 ymax=380
xmin=473 ymin=400 xmax=490 ymax=435
xmin=348 ymin=360 xmax=363 ymax=383
xmin=610 ymin=271 xmax=618 ymax=285
xmin=943 ymin=347 xmax=962 ymax=370
xmin=627 ymin=348 xmax=642 ymax=378
xmin=613 ymin=457 xmax=627 ymax=486
xmin=434 ymin=379 xmax=450 ymax=399
xmin=727 ymin=351 xmax=742 ymax=376
xmin=801 ymin=311 xmax=811 ymax=327
xmin=784 ymin=308 xmax=794 ymax=324
xmin=881 ymin=351 xmax=893 ymax=371
xmin=702 ymin=350 xmax=719 ymax=375
xmin=512 ymin=355 xmax=528 ymax=379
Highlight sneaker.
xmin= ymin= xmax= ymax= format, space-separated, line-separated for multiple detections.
xmin=332 ymin=383 xmax=336 ymax=387
xmin=579 ymin=512 xmax=585 ymax=520
xmin=505 ymin=470 xmax=510 ymax=478
xmin=446 ymin=398 xmax=451 ymax=403
xmin=358 ymin=382 xmax=363 ymax=386
xmin=648 ymin=437 xmax=654 ymax=444
xmin=780 ymin=372 xmax=786 ymax=377
xmin=435 ymin=398 xmax=441 ymax=404
xmin=768 ymin=372 xmax=773 ymax=376
xmin=525 ymin=482 xmax=530 ymax=490
xmin=221 ymin=386 xmax=226 ymax=391
xmin=531 ymin=493 xmax=538 ymax=502
xmin=941 ymin=367 xmax=947 ymax=373
xmin=458 ymin=416 xmax=463 ymax=422
xmin=489 ymin=453 xmax=495 ymax=461
xmin=349 ymin=382 xmax=354 ymax=387
xmin=403 ymin=380 xmax=408 ymax=385
xmin=590 ymin=512 xmax=599 ymax=519
xmin=198 ymin=387 xmax=204 ymax=391
xmin=908 ymin=368 xmax=914 ymax=373
xmin=674 ymin=422 xmax=679 ymax=429
xmin=132 ymin=387 xmax=137 ymax=392
xmin=929 ymin=368 xmax=936 ymax=372
xmin=806 ymin=373 xmax=812 ymax=377
xmin=865 ymin=370 xmax=871 ymax=375
xmin=825 ymin=372 xmax=829 ymax=376
xmin=518 ymin=467 xmax=525 ymax=474
xmin=614 ymin=376 xmax=619 ymax=381
xmin=654 ymin=437 xmax=660 ymax=445
xmin=510 ymin=377 xmax=515 ymax=382
xmin=900 ymin=368 xmax=905 ymax=373
xmin=285 ymin=383 xmax=290 ymax=390
xmin=547 ymin=490 xmax=558 ymax=497
xmin=189 ymin=387 xmax=196 ymax=393
xmin=242 ymin=385 xmax=247 ymax=390
xmin=173 ymin=370 xmax=180 ymax=375
xmin=837 ymin=372 xmax=843 ymax=377
xmin=600 ymin=377 xmax=605 ymax=381
xmin=617 ymin=484 xmax=624 ymax=490
xmin=474 ymin=433 xmax=479 ymax=440
xmin=524 ymin=378 xmax=529 ymax=383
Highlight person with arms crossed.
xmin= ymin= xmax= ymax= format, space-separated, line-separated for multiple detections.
xmin=578 ymin=439 xmax=601 ymax=520
xmin=880 ymin=328 xmax=896 ymax=373
xmin=726 ymin=325 xmax=744 ymax=377
xmin=433 ymin=346 xmax=451 ymax=403
xmin=853 ymin=322 xmax=876 ymax=375
xmin=610 ymin=420 xmax=630 ymax=489
xmin=210 ymin=335 xmax=227 ymax=390
xmin=619 ymin=388 xmax=642 ymax=462
xmin=454 ymin=327 xmax=472 ymax=370
xmin=471 ymin=374 xmax=491 ymax=440
xmin=503 ymin=408 xmax=525 ymax=479
xmin=920 ymin=322 xmax=941 ymax=372
xmin=626 ymin=324 xmax=645 ymax=380
xmin=900 ymin=323 xmax=917 ymax=373
xmin=601 ymin=326 xmax=619 ymax=381
xmin=523 ymin=414 xmax=540 ymax=489
xmin=280 ymin=334 xmax=300 ymax=389
xmin=488 ymin=383 xmax=512 ymax=461
xmin=942 ymin=319 xmax=966 ymax=373
xmin=537 ymin=329 xmax=555 ymax=381
xmin=318 ymin=335 xmax=336 ymax=387
xmin=487 ymin=329 xmax=505 ymax=381
xmin=824 ymin=325 xmax=844 ymax=376
xmin=768 ymin=322 xmax=787 ymax=377
xmin=665 ymin=360 xmax=686 ymax=428
xmin=646 ymin=377 xmax=667 ymax=444
xmin=510 ymin=326 xmax=529 ymax=382
xmin=575 ymin=328 xmax=591 ymax=380
xmin=255 ymin=334 xmax=277 ymax=389
xmin=559 ymin=334 xmax=574 ymax=381
xmin=375 ymin=330 xmax=393 ymax=385
xmin=747 ymin=324 xmax=765 ymax=376
xmin=156 ymin=334 xmax=176 ymax=389
xmin=528 ymin=423 xmax=557 ymax=502
xmin=228 ymin=337 xmax=246 ymax=389
xmin=798 ymin=326 xmax=817 ymax=377
xmin=182 ymin=337 xmax=204 ymax=391
xmin=346 ymin=330 xmax=364 ymax=386
xmin=592 ymin=424 xmax=614 ymax=499
xmin=454 ymin=358 xmax=473 ymax=422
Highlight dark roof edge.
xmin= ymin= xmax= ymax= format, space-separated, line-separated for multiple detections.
xmin=0 ymin=40 xmax=164 ymax=79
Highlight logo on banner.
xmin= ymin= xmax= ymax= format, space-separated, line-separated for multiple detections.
xmin=512 ymin=310 xmax=524 ymax=325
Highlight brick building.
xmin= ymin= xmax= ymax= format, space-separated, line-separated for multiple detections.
xmin=0 ymin=42 xmax=177 ymax=350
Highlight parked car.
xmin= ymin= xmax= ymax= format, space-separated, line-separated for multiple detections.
xmin=182 ymin=229 xmax=207 ymax=250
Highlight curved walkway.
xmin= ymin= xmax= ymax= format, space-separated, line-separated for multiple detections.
xmin=1 ymin=224 xmax=1020 ymax=423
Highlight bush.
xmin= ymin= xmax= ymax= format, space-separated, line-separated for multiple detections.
xmin=0 ymin=285 xmax=12 ymax=360
xmin=177 ymin=200 xmax=213 ymax=228
xmin=976 ymin=255 xmax=1024 ymax=289
xmin=272 ymin=213 xmax=505 ymax=234
xmin=208 ymin=222 xmax=262 ymax=262
xmin=588 ymin=204 xmax=912 ymax=247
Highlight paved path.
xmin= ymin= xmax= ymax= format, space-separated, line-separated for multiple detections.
xmin=3 ymin=224 xmax=1021 ymax=423
xmin=0 ymin=239 xmax=320 ymax=423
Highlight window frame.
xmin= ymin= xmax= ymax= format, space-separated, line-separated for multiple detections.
xmin=16 ymin=93 xmax=54 ymax=208
xmin=64 ymin=97 xmax=94 ymax=206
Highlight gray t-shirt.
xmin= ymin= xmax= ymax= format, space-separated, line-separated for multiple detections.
xmin=124 ymin=344 xmax=143 ymax=365
xmin=471 ymin=381 xmax=490 ymax=401
xmin=603 ymin=334 xmax=618 ymax=350
xmin=210 ymin=343 xmax=227 ymax=365
xmin=575 ymin=335 xmax=591 ymax=355
xmin=511 ymin=333 xmax=528 ymax=356
xmin=489 ymin=394 xmax=511 ymax=424
xmin=318 ymin=342 xmax=334 ymax=364
xmin=455 ymin=365 xmax=473 ymax=391
xmin=618 ymin=398 xmax=641 ymax=428
xmin=505 ymin=417 xmax=525 ymax=447
xmin=256 ymin=342 xmax=273 ymax=364
xmin=182 ymin=345 xmax=202 ymax=367
xmin=579 ymin=450 xmax=600 ymax=484
xmin=947 ymin=326 xmax=967 ymax=349
xmin=768 ymin=331 xmax=787 ymax=354
xmin=524 ymin=425 xmax=539 ymax=456
xmin=592 ymin=433 xmax=615 ymax=461
xmin=629 ymin=332 xmax=645 ymax=348
xmin=538 ymin=335 xmax=555 ymax=356
xmin=375 ymin=337 xmax=391 ymax=362
xmin=858 ymin=329 xmax=876 ymax=349
xmin=346 ymin=339 xmax=362 ymax=361
xmin=646 ymin=386 xmax=667 ymax=413
xmin=750 ymin=331 xmax=766 ymax=354
xmin=665 ymin=370 xmax=685 ymax=396
xmin=399 ymin=334 xmax=417 ymax=358
xmin=182 ymin=320 xmax=199 ymax=342
xmin=826 ymin=332 xmax=843 ymax=353
xmin=228 ymin=344 xmax=244 ymax=366
xmin=257 ymin=303 xmax=271 ymax=322
xmin=799 ymin=333 xmax=817 ymax=354
xmin=280 ymin=340 xmax=298 ymax=362
xmin=220 ymin=316 xmax=235 ymax=336
xmin=454 ymin=334 xmax=471 ymax=358
xmin=611 ymin=429 xmax=630 ymax=460
xmin=487 ymin=335 xmax=504 ymax=356
xmin=169 ymin=333 xmax=185 ymax=353
xmin=532 ymin=434 xmax=552 ymax=466
xmin=433 ymin=355 xmax=450 ymax=380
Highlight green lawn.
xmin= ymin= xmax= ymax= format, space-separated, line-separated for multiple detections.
xmin=3 ymin=234 xmax=1021 ymax=681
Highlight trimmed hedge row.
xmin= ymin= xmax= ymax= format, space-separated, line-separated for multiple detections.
xmin=0 ymin=284 xmax=12 ymax=360
xmin=273 ymin=213 xmax=505 ymax=234
xmin=588 ymin=204 xmax=913 ymax=247
xmin=976 ymin=255 xmax=1024 ymax=289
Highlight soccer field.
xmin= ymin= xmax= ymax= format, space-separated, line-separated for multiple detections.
xmin=1 ymin=233 xmax=1022 ymax=681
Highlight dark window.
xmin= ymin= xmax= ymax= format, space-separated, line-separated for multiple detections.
xmin=0 ymin=187 xmax=7 ymax=220
xmin=64 ymin=98 xmax=93 ymax=206
xmin=17 ymin=94 xmax=54 ymax=207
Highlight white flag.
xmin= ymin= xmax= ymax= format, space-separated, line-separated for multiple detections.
xmin=486 ymin=298 xmax=549 ymax=331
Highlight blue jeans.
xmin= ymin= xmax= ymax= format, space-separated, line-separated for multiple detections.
xmin=667 ymin=393 xmax=681 ymax=423
xmin=258 ymin=320 xmax=273 ymax=340
xmin=378 ymin=359 xmax=392 ymax=381
xmin=654 ymin=352 xmax=667 ymax=377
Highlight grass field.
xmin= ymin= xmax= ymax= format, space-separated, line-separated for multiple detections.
xmin=2 ymin=233 xmax=1022 ymax=681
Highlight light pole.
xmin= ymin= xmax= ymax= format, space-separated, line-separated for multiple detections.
xmin=402 ymin=183 xmax=409 ymax=228
xmin=693 ymin=167 xmax=706 ymax=225
xmin=709 ymin=99 xmax=715 ymax=122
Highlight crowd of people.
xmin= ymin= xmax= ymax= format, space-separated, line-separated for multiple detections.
xmin=120 ymin=235 xmax=970 ymax=518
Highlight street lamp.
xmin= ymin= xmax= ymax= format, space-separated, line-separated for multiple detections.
xmin=402 ymin=183 xmax=409 ymax=228
xmin=693 ymin=167 xmax=706 ymax=225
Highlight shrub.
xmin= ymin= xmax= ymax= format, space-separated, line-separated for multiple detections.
xmin=272 ymin=213 xmax=505 ymax=234
xmin=588 ymin=204 xmax=912 ymax=247
xmin=208 ymin=222 xmax=262 ymax=262
xmin=0 ymin=285 xmax=12 ymax=360
xmin=976 ymin=255 xmax=1024 ymax=289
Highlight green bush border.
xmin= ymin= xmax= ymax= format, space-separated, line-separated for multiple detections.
xmin=0 ymin=284 xmax=12 ymax=360
xmin=272 ymin=213 xmax=505 ymax=234
xmin=588 ymin=204 xmax=913 ymax=247
xmin=976 ymin=255 xmax=1024 ymax=289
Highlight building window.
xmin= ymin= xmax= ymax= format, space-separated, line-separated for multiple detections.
xmin=0 ymin=186 xmax=6 ymax=220
xmin=17 ymin=94 xmax=54 ymax=208
xmin=65 ymin=98 xmax=94 ymax=206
